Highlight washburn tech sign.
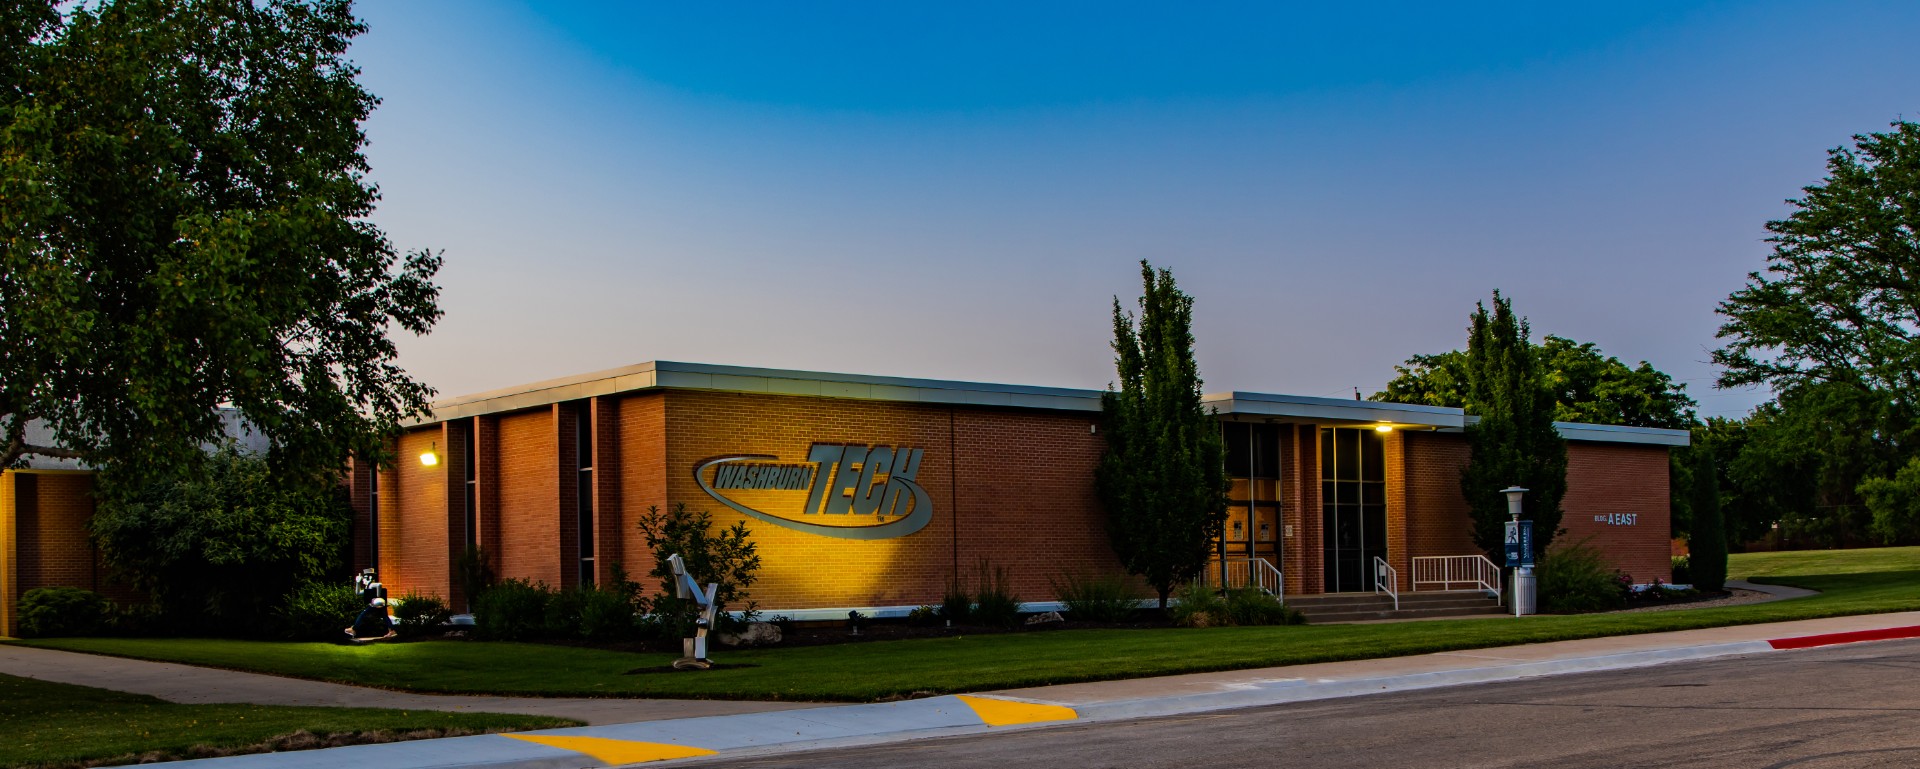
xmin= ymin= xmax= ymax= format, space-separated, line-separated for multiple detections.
xmin=694 ymin=444 xmax=932 ymax=540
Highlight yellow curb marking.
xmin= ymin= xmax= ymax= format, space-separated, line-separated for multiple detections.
xmin=954 ymin=694 xmax=1079 ymax=727
xmin=504 ymin=734 xmax=717 ymax=764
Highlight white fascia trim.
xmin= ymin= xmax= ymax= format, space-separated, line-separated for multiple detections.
xmin=1453 ymin=416 xmax=1693 ymax=447
xmin=408 ymin=361 xmax=1106 ymax=425
xmin=1205 ymin=392 xmax=1466 ymax=429
xmin=1552 ymin=421 xmax=1692 ymax=446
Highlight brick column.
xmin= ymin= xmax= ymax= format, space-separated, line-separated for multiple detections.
xmin=1294 ymin=425 xmax=1324 ymax=594
xmin=475 ymin=416 xmax=501 ymax=569
xmin=592 ymin=396 xmax=623 ymax=585
xmin=1385 ymin=430 xmax=1411 ymax=592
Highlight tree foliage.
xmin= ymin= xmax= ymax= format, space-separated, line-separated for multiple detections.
xmin=89 ymin=446 xmax=353 ymax=628
xmin=636 ymin=504 xmax=762 ymax=630
xmin=1096 ymin=261 xmax=1229 ymax=608
xmin=1689 ymin=439 xmax=1727 ymax=592
xmin=1713 ymin=121 xmax=1920 ymax=547
xmin=1457 ymin=292 xmax=1569 ymax=557
xmin=0 ymin=0 xmax=440 ymax=482
xmin=1376 ymin=335 xmax=1695 ymax=429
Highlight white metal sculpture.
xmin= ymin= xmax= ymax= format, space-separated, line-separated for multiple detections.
xmin=668 ymin=553 xmax=720 ymax=670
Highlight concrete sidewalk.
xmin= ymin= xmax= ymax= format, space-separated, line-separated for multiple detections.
xmin=0 ymin=644 xmax=809 ymax=725
xmin=129 ymin=609 xmax=1920 ymax=769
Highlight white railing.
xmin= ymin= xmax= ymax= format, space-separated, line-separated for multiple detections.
xmin=1373 ymin=556 xmax=1399 ymax=611
xmin=1250 ymin=558 xmax=1283 ymax=596
xmin=1196 ymin=557 xmax=1283 ymax=599
xmin=1411 ymin=554 xmax=1503 ymax=603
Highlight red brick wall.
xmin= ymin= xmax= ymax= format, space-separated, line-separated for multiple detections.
xmin=373 ymin=390 xmax=1677 ymax=607
xmin=614 ymin=393 xmax=667 ymax=586
xmin=1564 ymin=442 xmax=1673 ymax=583
xmin=495 ymin=408 xmax=561 ymax=588
xmin=385 ymin=428 xmax=449 ymax=599
xmin=654 ymin=391 xmax=1114 ymax=610
xmin=1399 ymin=433 xmax=1673 ymax=583
xmin=1403 ymin=432 xmax=1479 ymax=561
xmin=950 ymin=408 xmax=1113 ymax=604
xmin=1384 ymin=431 xmax=1411 ymax=591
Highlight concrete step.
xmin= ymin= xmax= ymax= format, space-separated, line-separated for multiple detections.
xmin=1304 ymin=605 xmax=1507 ymax=623
xmin=1286 ymin=591 xmax=1504 ymax=624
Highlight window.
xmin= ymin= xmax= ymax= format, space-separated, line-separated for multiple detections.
xmin=367 ymin=464 xmax=380 ymax=569
xmin=576 ymin=402 xmax=595 ymax=586
xmin=463 ymin=420 xmax=478 ymax=551
xmin=1223 ymin=422 xmax=1286 ymax=559
xmin=1320 ymin=427 xmax=1386 ymax=592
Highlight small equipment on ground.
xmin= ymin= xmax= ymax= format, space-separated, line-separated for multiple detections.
xmin=345 ymin=568 xmax=398 ymax=642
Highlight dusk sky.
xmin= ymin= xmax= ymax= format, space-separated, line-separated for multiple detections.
xmin=349 ymin=2 xmax=1920 ymax=419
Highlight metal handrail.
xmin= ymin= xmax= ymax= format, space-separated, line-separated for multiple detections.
xmin=1251 ymin=558 xmax=1283 ymax=599
xmin=1411 ymin=554 xmax=1503 ymax=603
xmin=1373 ymin=556 xmax=1399 ymax=611
xmin=1197 ymin=557 xmax=1283 ymax=599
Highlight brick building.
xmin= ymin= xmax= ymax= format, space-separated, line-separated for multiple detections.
xmin=345 ymin=361 xmax=1686 ymax=620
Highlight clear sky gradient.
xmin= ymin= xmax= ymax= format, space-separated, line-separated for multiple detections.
xmin=349 ymin=1 xmax=1920 ymax=418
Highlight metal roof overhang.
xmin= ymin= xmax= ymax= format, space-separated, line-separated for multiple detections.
xmin=404 ymin=361 xmax=1689 ymax=447
xmin=1203 ymin=392 xmax=1465 ymax=430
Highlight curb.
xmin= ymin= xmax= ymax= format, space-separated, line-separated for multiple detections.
xmin=1767 ymin=624 xmax=1920 ymax=650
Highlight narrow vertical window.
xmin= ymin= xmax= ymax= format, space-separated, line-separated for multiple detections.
xmin=576 ymin=403 xmax=595 ymax=586
xmin=367 ymin=464 xmax=380 ymax=569
xmin=463 ymin=421 xmax=478 ymax=551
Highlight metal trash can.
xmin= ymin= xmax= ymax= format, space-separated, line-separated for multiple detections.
xmin=1513 ymin=567 xmax=1537 ymax=616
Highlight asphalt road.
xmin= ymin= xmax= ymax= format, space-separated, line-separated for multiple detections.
xmin=708 ymin=638 xmax=1920 ymax=769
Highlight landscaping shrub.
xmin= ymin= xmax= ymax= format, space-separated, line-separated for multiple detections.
xmin=542 ymin=587 xmax=585 ymax=639
xmin=1169 ymin=582 xmax=1227 ymax=627
xmin=638 ymin=504 xmax=761 ymax=634
xmin=90 ymin=447 xmax=353 ymax=631
xmin=972 ymin=561 xmax=1021 ymax=627
xmin=575 ymin=586 xmax=637 ymax=642
xmin=275 ymin=581 xmax=363 ymax=641
xmin=393 ymin=592 xmax=451 ymax=638
xmin=1051 ymin=571 xmax=1141 ymax=623
xmin=18 ymin=587 xmax=110 ymax=638
xmin=1671 ymin=555 xmax=1692 ymax=585
xmin=939 ymin=578 xmax=972 ymax=623
xmin=905 ymin=605 xmax=941 ymax=627
xmin=1536 ymin=538 xmax=1628 ymax=613
xmin=1224 ymin=587 xmax=1303 ymax=626
xmin=473 ymin=579 xmax=552 ymax=641
xmin=454 ymin=546 xmax=495 ymax=613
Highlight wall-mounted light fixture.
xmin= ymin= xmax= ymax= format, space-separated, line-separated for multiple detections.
xmin=419 ymin=442 xmax=439 ymax=467
xmin=1374 ymin=423 xmax=1395 ymax=433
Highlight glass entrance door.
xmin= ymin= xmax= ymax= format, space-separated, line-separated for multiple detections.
xmin=1223 ymin=422 xmax=1286 ymax=567
xmin=1321 ymin=427 xmax=1385 ymax=593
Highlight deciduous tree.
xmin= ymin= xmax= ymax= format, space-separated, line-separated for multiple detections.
xmin=1096 ymin=261 xmax=1229 ymax=609
xmin=1457 ymin=292 xmax=1568 ymax=557
xmin=0 ymin=0 xmax=440 ymax=484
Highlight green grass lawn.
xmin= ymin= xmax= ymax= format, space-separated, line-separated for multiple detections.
xmin=19 ymin=547 xmax=1920 ymax=703
xmin=0 ymin=673 xmax=575 ymax=769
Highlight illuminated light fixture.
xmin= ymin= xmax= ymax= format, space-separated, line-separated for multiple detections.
xmin=419 ymin=442 xmax=439 ymax=467
xmin=1374 ymin=424 xmax=1394 ymax=433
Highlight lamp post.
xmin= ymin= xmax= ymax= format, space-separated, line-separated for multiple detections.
xmin=1500 ymin=486 xmax=1533 ymax=617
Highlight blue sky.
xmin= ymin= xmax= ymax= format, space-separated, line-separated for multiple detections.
xmin=350 ymin=2 xmax=1920 ymax=417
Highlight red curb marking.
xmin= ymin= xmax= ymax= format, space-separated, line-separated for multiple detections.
xmin=1767 ymin=625 xmax=1920 ymax=650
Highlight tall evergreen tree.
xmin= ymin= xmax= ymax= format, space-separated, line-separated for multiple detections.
xmin=1689 ymin=440 xmax=1728 ymax=591
xmin=1459 ymin=291 xmax=1569 ymax=557
xmin=1096 ymin=261 xmax=1229 ymax=609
